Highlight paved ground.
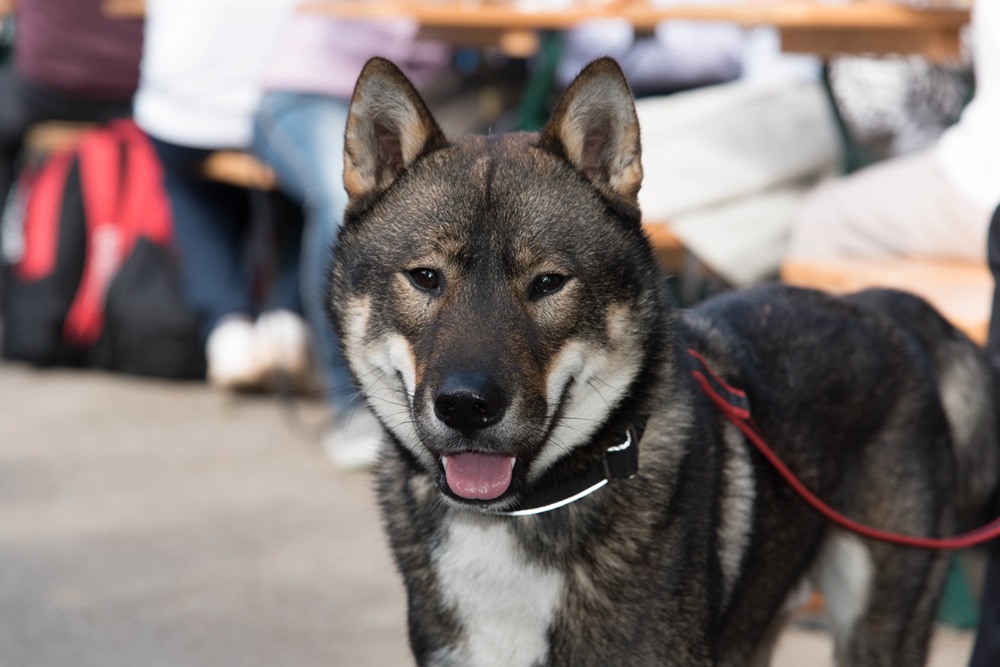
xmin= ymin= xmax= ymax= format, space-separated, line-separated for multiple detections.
xmin=0 ymin=363 xmax=974 ymax=666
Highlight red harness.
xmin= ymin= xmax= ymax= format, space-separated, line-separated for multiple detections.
xmin=688 ymin=348 xmax=1000 ymax=550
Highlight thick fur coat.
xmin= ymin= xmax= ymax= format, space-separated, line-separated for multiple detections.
xmin=329 ymin=57 xmax=999 ymax=666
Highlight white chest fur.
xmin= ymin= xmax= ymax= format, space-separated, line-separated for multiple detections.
xmin=431 ymin=515 xmax=565 ymax=667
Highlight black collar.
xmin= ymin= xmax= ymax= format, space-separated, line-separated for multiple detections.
xmin=489 ymin=419 xmax=645 ymax=517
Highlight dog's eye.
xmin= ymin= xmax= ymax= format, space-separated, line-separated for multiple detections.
xmin=408 ymin=268 xmax=440 ymax=293
xmin=530 ymin=274 xmax=566 ymax=299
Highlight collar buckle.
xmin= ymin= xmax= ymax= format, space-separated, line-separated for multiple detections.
xmin=603 ymin=428 xmax=639 ymax=481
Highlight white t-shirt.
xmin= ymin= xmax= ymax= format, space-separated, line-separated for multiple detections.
xmin=134 ymin=0 xmax=297 ymax=149
xmin=937 ymin=0 xmax=1000 ymax=213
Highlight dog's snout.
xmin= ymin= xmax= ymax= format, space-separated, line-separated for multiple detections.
xmin=434 ymin=374 xmax=507 ymax=435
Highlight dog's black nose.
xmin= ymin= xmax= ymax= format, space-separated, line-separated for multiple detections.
xmin=434 ymin=374 xmax=507 ymax=435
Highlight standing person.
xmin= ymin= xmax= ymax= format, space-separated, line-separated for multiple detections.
xmin=0 ymin=0 xmax=142 ymax=217
xmin=970 ymin=205 xmax=1000 ymax=667
xmin=252 ymin=15 xmax=449 ymax=468
xmin=788 ymin=0 xmax=1000 ymax=266
xmin=134 ymin=0 xmax=309 ymax=391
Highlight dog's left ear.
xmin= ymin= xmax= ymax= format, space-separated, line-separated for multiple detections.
xmin=344 ymin=57 xmax=448 ymax=204
xmin=539 ymin=58 xmax=642 ymax=203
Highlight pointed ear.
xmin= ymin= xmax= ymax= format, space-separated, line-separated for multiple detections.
xmin=539 ymin=58 xmax=642 ymax=203
xmin=344 ymin=57 xmax=448 ymax=204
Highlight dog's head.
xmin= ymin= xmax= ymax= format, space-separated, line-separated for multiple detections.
xmin=331 ymin=57 xmax=668 ymax=511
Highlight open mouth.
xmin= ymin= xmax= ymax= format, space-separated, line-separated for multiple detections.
xmin=441 ymin=452 xmax=517 ymax=501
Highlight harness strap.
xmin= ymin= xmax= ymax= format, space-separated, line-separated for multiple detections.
xmin=62 ymin=120 xmax=173 ymax=347
xmin=15 ymin=150 xmax=75 ymax=281
xmin=688 ymin=348 xmax=1000 ymax=551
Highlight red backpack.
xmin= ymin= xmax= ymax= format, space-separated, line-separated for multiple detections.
xmin=1 ymin=119 xmax=205 ymax=379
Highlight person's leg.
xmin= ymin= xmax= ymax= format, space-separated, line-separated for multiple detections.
xmin=253 ymin=92 xmax=355 ymax=407
xmin=253 ymin=91 xmax=381 ymax=468
xmin=636 ymin=79 xmax=840 ymax=220
xmin=634 ymin=79 xmax=840 ymax=285
xmin=789 ymin=148 xmax=992 ymax=263
xmin=149 ymin=136 xmax=263 ymax=389
xmin=262 ymin=190 xmax=305 ymax=316
xmin=252 ymin=189 xmax=310 ymax=386
xmin=149 ymin=137 xmax=254 ymax=337
xmin=970 ymin=203 xmax=1000 ymax=667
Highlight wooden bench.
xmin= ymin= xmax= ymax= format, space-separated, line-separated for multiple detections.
xmin=301 ymin=0 xmax=970 ymax=62
xmin=781 ymin=257 xmax=992 ymax=345
xmin=201 ymin=150 xmax=278 ymax=191
xmin=22 ymin=122 xmax=96 ymax=159
xmin=643 ymin=221 xmax=687 ymax=273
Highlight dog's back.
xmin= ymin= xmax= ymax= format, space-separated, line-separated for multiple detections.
xmin=686 ymin=284 xmax=999 ymax=664
xmin=847 ymin=288 xmax=999 ymax=511
xmin=691 ymin=285 xmax=999 ymax=512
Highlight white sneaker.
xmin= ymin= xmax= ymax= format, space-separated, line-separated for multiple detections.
xmin=206 ymin=314 xmax=265 ymax=390
xmin=322 ymin=406 xmax=384 ymax=471
xmin=254 ymin=309 xmax=312 ymax=390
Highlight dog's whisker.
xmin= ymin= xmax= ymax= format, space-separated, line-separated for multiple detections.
xmin=555 ymin=415 xmax=602 ymax=423
xmin=585 ymin=378 xmax=613 ymax=409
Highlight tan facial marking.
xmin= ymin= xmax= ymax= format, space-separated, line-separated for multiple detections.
xmin=532 ymin=308 xmax=643 ymax=480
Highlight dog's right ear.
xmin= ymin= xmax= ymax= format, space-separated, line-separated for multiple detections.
xmin=539 ymin=58 xmax=642 ymax=205
xmin=344 ymin=57 xmax=448 ymax=204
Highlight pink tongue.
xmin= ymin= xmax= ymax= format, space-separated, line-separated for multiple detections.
xmin=443 ymin=453 xmax=515 ymax=500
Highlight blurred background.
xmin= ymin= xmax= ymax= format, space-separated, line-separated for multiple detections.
xmin=0 ymin=0 xmax=993 ymax=665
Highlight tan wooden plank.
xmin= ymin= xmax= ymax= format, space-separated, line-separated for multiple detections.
xmin=781 ymin=257 xmax=992 ymax=345
xmin=780 ymin=26 xmax=961 ymax=60
xmin=22 ymin=122 xmax=95 ymax=156
xmin=298 ymin=1 xmax=968 ymax=35
xmin=642 ymin=221 xmax=687 ymax=272
xmin=201 ymin=151 xmax=278 ymax=191
xmin=101 ymin=0 xmax=145 ymax=18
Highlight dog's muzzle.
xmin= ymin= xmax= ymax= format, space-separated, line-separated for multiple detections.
xmin=431 ymin=373 xmax=517 ymax=501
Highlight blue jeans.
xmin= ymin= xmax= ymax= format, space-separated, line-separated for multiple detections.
xmin=252 ymin=91 xmax=356 ymax=412
xmin=150 ymin=136 xmax=303 ymax=340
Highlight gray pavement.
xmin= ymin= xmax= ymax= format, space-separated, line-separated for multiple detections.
xmin=0 ymin=364 xmax=974 ymax=666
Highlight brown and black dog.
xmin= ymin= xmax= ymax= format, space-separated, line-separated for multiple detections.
xmin=329 ymin=57 xmax=999 ymax=666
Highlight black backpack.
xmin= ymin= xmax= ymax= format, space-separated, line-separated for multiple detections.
xmin=1 ymin=119 xmax=205 ymax=379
